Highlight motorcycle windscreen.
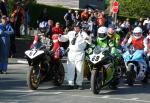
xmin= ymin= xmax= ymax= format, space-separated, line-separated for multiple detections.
xmin=25 ymin=50 xmax=44 ymax=59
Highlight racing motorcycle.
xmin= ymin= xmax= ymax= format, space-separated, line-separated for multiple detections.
xmin=85 ymin=45 xmax=121 ymax=94
xmin=25 ymin=41 xmax=65 ymax=90
xmin=122 ymin=45 xmax=147 ymax=86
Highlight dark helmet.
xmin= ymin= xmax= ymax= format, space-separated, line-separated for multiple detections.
xmin=39 ymin=21 xmax=48 ymax=33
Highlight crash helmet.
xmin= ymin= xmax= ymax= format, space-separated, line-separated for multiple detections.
xmin=107 ymin=25 xmax=115 ymax=38
xmin=39 ymin=21 xmax=48 ymax=34
xmin=97 ymin=26 xmax=108 ymax=40
xmin=133 ymin=27 xmax=143 ymax=39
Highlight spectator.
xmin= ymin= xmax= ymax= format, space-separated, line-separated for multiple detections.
xmin=97 ymin=12 xmax=106 ymax=27
xmin=74 ymin=10 xmax=80 ymax=23
xmin=0 ymin=15 xmax=14 ymax=74
xmin=47 ymin=19 xmax=53 ymax=37
xmin=21 ymin=7 xmax=30 ymax=35
xmin=106 ymin=12 xmax=113 ymax=27
xmin=52 ymin=22 xmax=63 ymax=35
xmin=64 ymin=9 xmax=74 ymax=30
xmin=11 ymin=2 xmax=25 ymax=37
xmin=88 ymin=11 xmax=97 ymax=37
xmin=0 ymin=0 xmax=7 ymax=16
xmin=81 ymin=8 xmax=89 ymax=21
xmin=9 ymin=16 xmax=16 ymax=58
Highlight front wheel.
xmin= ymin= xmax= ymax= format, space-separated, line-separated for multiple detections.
xmin=27 ymin=66 xmax=41 ymax=90
xmin=91 ymin=69 xmax=103 ymax=94
xmin=126 ymin=65 xmax=136 ymax=86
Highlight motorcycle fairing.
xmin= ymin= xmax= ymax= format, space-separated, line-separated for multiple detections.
xmin=123 ymin=50 xmax=145 ymax=63
xmin=25 ymin=49 xmax=44 ymax=59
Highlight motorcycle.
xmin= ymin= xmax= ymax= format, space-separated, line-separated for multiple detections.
xmin=85 ymin=45 xmax=121 ymax=94
xmin=122 ymin=45 xmax=147 ymax=86
xmin=25 ymin=41 xmax=65 ymax=90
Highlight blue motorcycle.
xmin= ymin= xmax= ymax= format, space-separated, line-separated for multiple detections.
xmin=122 ymin=45 xmax=147 ymax=86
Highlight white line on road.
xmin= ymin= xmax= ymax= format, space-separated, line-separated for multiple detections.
xmin=71 ymin=95 xmax=150 ymax=103
xmin=18 ymin=91 xmax=63 ymax=97
xmin=0 ymin=90 xmax=34 ymax=93
xmin=101 ymin=95 xmax=110 ymax=98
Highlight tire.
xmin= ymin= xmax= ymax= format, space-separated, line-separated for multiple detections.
xmin=53 ymin=62 xmax=65 ymax=86
xmin=126 ymin=65 xmax=136 ymax=86
xmin=27 ymin=66 xmax=41 ymax=90
xmin=91 ymin=69 xmax=102 ymax=94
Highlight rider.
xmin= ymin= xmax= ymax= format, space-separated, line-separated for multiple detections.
xmin=32 ymin=21 xmax=51 ymax=48
xmin=96 ymin=26 xmax=120 ymax=89
xmin=107 ymin=26 xmax=124 ymax=70
xmin=107 ymin=26 xmax=121 ymax=49
xmin=126 ymin=27 xmax=148 ymax=83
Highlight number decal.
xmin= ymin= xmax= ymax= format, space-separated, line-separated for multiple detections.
xmin=96 ymin=56 xmax=100 ymax=61
xmin=29 ymin=50 xmax=37 ymax=56
xmin=29 ymin=51 xmax=33 ymax=56
xmin=91 ymin=56 xmax=100 ymax=61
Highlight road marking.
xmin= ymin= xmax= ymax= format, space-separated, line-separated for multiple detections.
xmin=0 ymin=90 xmax=34 ymax=93
xmin=130 ymin=98 xmax=139 ymax=100
xmin=71 ymin=95 xmax=150 ymax=103
xmin=101 ymin=95 xmax=110 ymax=98
xmin=18 ymin=91 xmax=63 ymax=97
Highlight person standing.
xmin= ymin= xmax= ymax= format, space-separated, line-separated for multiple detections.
xmin=58 ymin=23 xmax=91 ymax=89
xmin=0 ymin=15 xmax=14 ymax=74
xmin=0 ymin=0 xmax=7 ymax=16
xmin=47 ymin=19 xmax=53 ymax=38
xmin=11 ymin=2 xmax=25 ymax=37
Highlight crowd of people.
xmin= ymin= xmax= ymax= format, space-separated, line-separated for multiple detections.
xmin=1 ymin=2 xmax=150 ymax=90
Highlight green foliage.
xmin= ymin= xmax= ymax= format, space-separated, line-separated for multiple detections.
xmin=28 ymin=3 xmax=68 ymax=28
xmin=118 ymin=0 xmax=150 ymax=18
xmin=7 ymin=0 xmax=16 ymax=16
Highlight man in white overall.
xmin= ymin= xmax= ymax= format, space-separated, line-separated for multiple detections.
xmin=58 ymin=23 xmax=91 ymax=89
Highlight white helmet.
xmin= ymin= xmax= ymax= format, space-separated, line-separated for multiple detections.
xmin=133 ymin=27 xmax=142 ymax=39
xmin=97 ymin=26 xmax=108 ymax=40
xmin=133 ymin=27 xmax=142 ymax=33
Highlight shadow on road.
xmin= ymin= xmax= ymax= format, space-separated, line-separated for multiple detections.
xmin=99 ymin=83 xmax=150 ymax=95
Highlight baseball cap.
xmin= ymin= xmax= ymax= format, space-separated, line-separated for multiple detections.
xmin=2 ymin=15 xmax=7 ymax=19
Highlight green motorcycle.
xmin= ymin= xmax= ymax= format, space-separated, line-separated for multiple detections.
xmin=85 ymin=45 xmax=121 ymax=94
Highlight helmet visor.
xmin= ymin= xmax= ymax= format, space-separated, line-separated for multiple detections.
xmin=133 ymin=32 xmax=141 ymax=37
xmin=98 ymin=33 xmax=106 ymax=38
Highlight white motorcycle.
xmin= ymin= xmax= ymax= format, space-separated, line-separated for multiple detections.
xmin=25 ymin=43 xmax=65 ymax=90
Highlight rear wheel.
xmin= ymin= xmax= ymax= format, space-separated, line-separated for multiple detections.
xmin=91 ymin=69 xmax=103 ymax=94
xmin=27 ymin=66 xmax=41 ymax=90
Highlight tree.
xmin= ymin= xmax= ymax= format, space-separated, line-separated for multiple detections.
xmin=118 ymin=0 xmax=150 ymax=18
